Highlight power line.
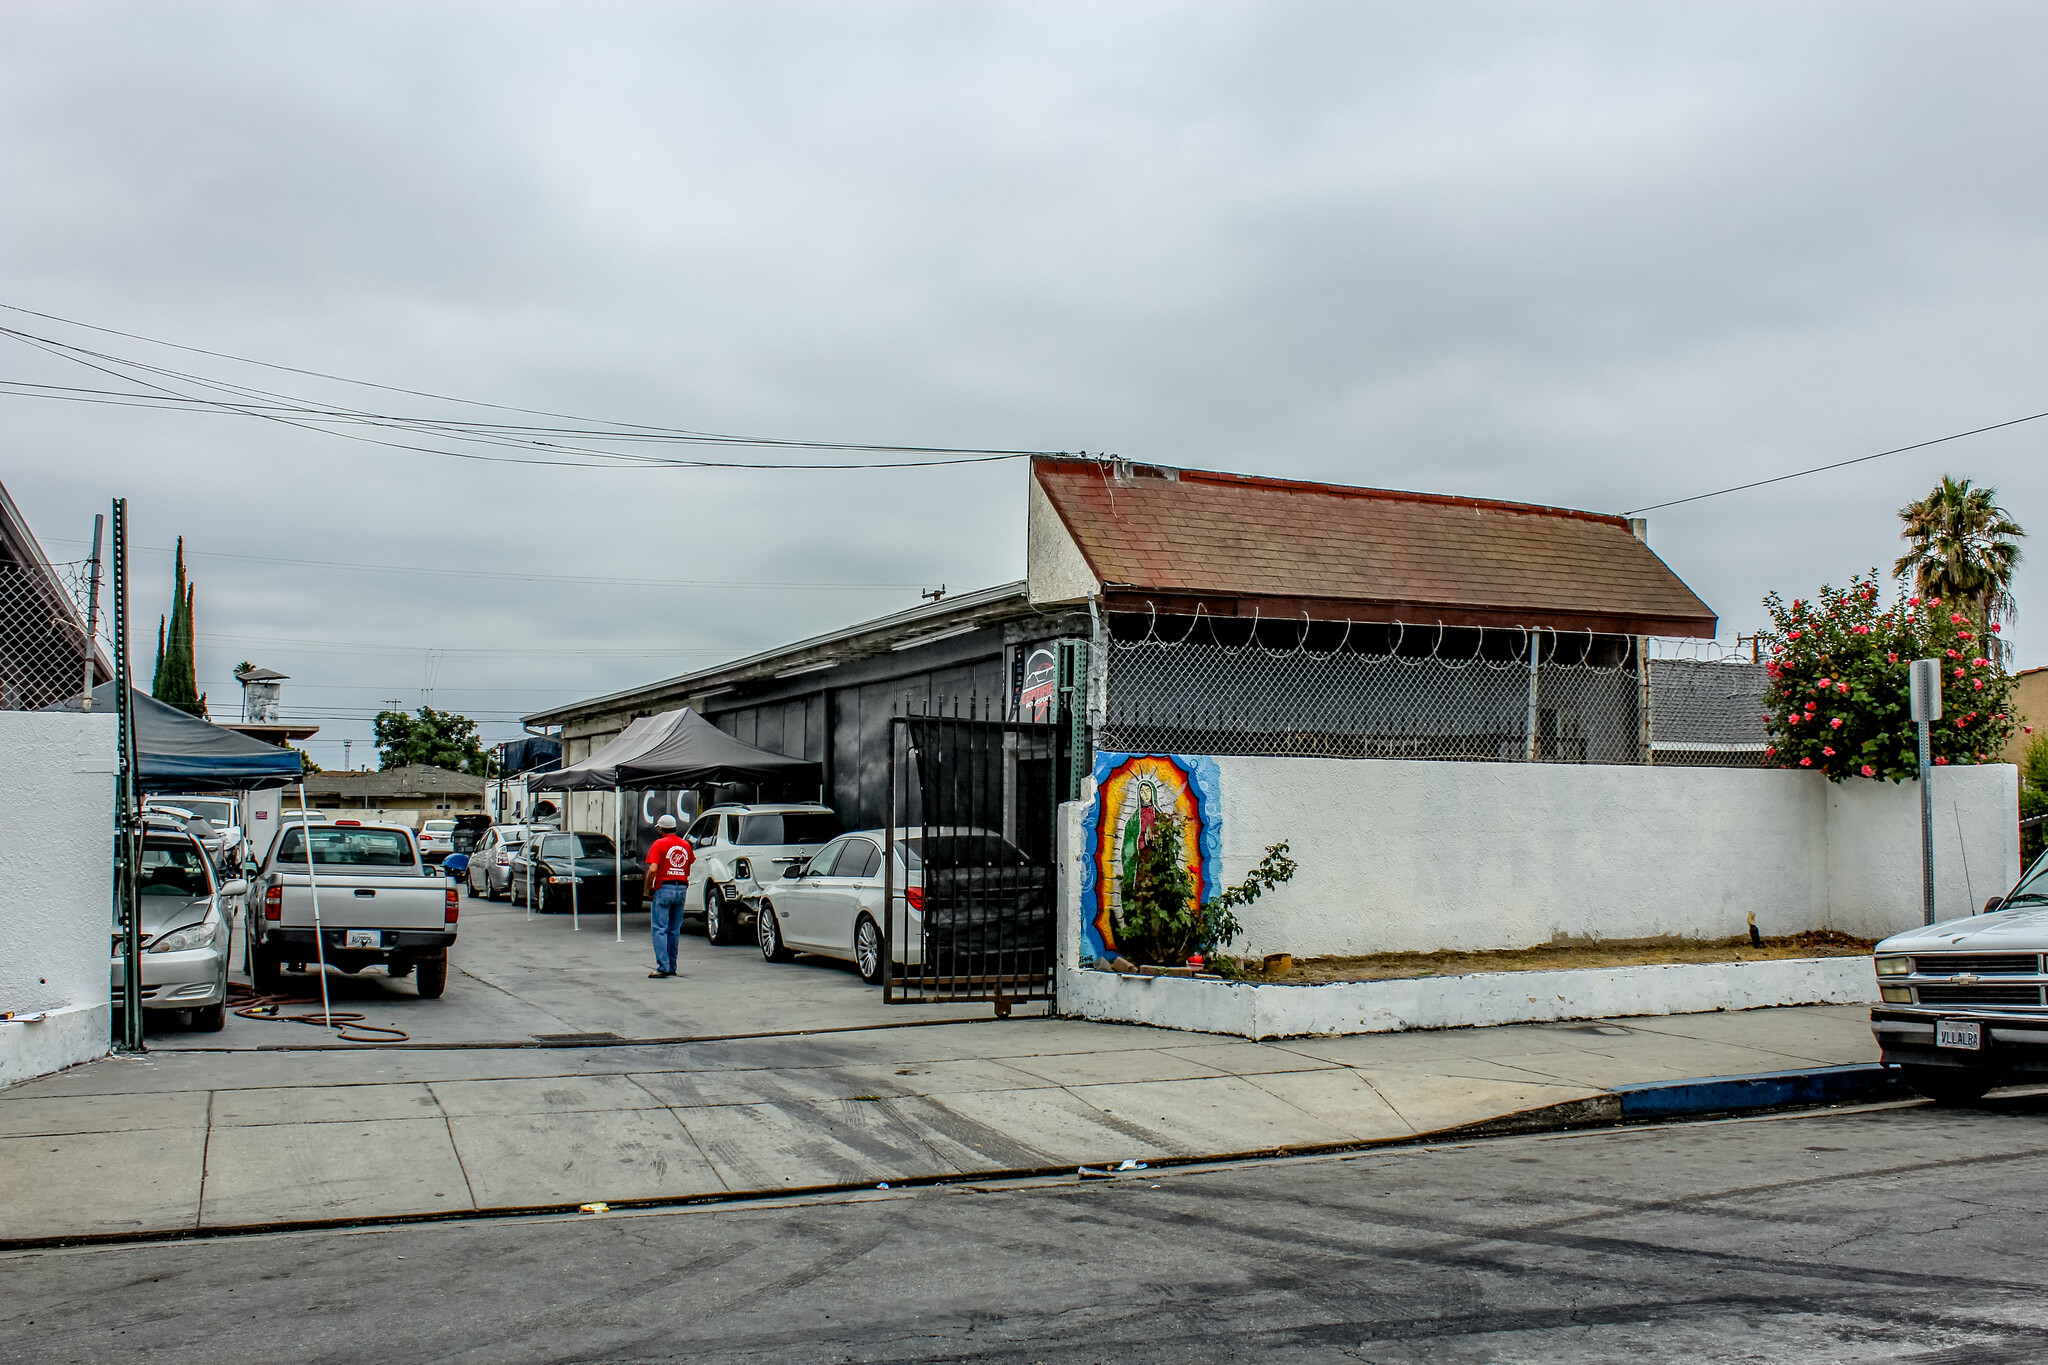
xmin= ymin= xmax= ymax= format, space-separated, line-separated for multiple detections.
xmin=43 ymin=534 xmax=925 ymax=592
xmin=196 ymin=631 xmax=731 ymax=657
xmin=1625 ymin=409 xmax=2048 ymax=515
xmin=0 ymin=302 xmax=1084 ymax=469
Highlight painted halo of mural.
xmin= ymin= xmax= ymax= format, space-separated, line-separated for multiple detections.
xmin=1085 ymin=753 xmax=1221 ymax=959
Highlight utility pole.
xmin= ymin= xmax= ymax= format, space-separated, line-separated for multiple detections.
xmin=112 ymin=499 xmax=142 ymax=1051
xmin=1910 ymin=658 xmax=1942 ymax=926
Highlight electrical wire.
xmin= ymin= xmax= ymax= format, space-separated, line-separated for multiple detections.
xmin=0 ymin=302 xmax=1086 ymax=469
xmin=1625 ymin=409 xmax=2048 ymax=515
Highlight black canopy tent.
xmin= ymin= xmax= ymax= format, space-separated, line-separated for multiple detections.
xmin=50 ymin=683 xmax=303 ymax=792
xmin=532 ymin=708 xmax=820 ymax=792
xmin=528 ymin=708 xmax=819 ymax=939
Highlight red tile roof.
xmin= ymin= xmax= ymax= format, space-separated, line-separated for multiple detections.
xmin=1033 ymin=458 xmax=1716 ymax=637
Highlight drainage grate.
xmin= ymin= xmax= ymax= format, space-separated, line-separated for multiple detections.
xmin=531 ymin=1032 xmax=624 ymax=1044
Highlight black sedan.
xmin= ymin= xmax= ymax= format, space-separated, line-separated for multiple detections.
xmin=508 ymin=831 xmax=644 ymax=915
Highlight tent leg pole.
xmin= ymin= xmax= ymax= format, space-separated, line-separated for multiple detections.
xmin=614 ymin=785 xmax=622 ymax=943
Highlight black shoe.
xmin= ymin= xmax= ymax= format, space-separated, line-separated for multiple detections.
xmin=649 ymin=970 xmax=669 ymax=978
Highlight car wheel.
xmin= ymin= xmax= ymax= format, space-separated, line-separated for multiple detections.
xmin=758 ymin=903 xmax=794 ymax=963
xmin=415 ymin=953 xmax=449 ymax=999
xmin=252 ymin=942 xmax=284 ymax=995
xmin=705 ymin=885 xmax=740 ymax=945
xmin=192 ymin=960 xmax=229 ymax=1031
xmin=487 ymin=875 xmax=506 ymax=902
xmin=1900 ymin=1065 xmax=1998 ymax=1105
xmin=855 ymin=913 xmax=885 ymax=986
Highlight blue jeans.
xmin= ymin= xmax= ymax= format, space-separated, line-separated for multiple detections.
xmin=650 ymin=883 xmax=687 ymax=974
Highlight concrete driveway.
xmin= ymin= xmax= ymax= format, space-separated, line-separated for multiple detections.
xmin=140 ymin=882 xmax=998 ymax=1050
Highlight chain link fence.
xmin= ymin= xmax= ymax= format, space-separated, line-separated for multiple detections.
xmin=0 ymin=560 xmax=97 ymax=711
xmin=1095 ymin=618 xmax=1772 ymax=768
xmin=1099 ymin=625 xmax=1645 ymax=764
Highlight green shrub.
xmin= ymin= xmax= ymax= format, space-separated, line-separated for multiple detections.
xmin=1114 ymin=813 xmax=1297 ymax=964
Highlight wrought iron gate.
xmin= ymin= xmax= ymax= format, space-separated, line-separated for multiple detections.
xmin=884 ymin=712 xmax=1069 ymax=1009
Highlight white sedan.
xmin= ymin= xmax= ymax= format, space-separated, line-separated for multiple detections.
xmin=753 ymin=829 xmax=1049 ymax=986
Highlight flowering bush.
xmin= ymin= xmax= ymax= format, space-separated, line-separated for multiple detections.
xmin=1761 ymin=572 xmax=2018 ymax=782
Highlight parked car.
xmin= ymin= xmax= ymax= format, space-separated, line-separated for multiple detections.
xmin=509 ymin=831 xmax=643 ymax=916
xmin=111 ymin=814 xmax=246 ymax=1031
xmin=1870 ymin=848 xmax=2048 ymax=1103
xmin=145 ymin=794 xmax=246 ymax=868
xmin=686 ymin=803 xmax=844 ymax=944
xmin=753 ymin=828 xmax=1049 ymax=986
xmin=466 ymin=824 xmax=532 ymax=901
xmin=417 ymin=818 xmax=458 ymax=865
xmin=450 ymin=813 xmax=493 ymax=859
xmin=247 ymin=819 xmax=459 ymax=997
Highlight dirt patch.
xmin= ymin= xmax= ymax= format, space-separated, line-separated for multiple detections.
xmin=1227 ymin=931 xmax=1874 ymax=985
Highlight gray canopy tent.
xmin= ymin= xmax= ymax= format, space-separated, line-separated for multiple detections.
xmin=528 ymin=708 xmax=820 ymax=936
xmin=50 ymin=682 xmax=303 ymax=792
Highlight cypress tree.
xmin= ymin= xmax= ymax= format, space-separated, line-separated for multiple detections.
xmin=151 ymin=538 xmax=207 ymax=717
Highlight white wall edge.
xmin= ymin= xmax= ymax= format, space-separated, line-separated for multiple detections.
xmin=0 ymin=1001 xmax=112 ymax=1089
xmin=1057 ymin=956 xmax=1878 ymax=1041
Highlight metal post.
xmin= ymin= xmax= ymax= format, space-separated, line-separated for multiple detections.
xmin=570 ymin=794 xmax=579 ymax=931
xmin=81 ymin=513 xmax=103 ymax=711
xmin=296 ymin=782 xmax=334 ymax=1024
xmin=1910 ymin=658 xmax=1943 ymax=925
xmin=613 ymin=785 xmax=622 ymax=942
xmin=883 ymin=719 xmax=897 ymax=1003
xmin=1523 ymin=631 xmax=1542 ymax=763
xmin=111 ymin=500 xmax=142 ymax=1051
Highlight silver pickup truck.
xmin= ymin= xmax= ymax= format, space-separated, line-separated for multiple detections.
xmin=247 ymin=819 xmax=458 ymax=998
xmin=1871 ymin=848 xmax=2048 ymax=1102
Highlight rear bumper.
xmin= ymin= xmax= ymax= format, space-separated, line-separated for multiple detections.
xmin=1871 ymin=1006 xmax=2048 ymax=1073
xmin=263 ymin=928 xmax=456 ymax=955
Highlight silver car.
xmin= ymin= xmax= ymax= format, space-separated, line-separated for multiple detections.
xmin=466 ymin=824 xmax=532 ymax=901
xmin=110 ymin=818 xmax=246 ymax=1031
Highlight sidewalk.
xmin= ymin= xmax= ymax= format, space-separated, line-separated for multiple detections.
xmin=0 ymin=1003 xmax=1884 ymax=1244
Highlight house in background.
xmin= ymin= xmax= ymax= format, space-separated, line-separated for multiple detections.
xmin=300 ymin=764 xmax=486 ymax=825
xmin=0 ymin=480 xmax=110 ymax=712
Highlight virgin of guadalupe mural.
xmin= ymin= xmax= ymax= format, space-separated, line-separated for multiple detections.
xmin=1091 ymin=754 xmax=1211 ymax=954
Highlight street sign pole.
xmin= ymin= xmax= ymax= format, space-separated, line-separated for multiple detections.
xmin=1909 ymin=658 xmax=1942 ymax=926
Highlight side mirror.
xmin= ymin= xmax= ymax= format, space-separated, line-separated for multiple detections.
xmin=218 ymin=879 xmax=250 ymax=899
xmin=242 ymin=861 xmax=260 ymax=877
xmin=1985 ymin=896 xmax=2006 ymax=914
xmin=785 ymin=861 xmax=807 ymax=879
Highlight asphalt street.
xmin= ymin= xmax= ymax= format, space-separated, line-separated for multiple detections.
xmin=7 ymin=1094 xmax=2047 ymax=1364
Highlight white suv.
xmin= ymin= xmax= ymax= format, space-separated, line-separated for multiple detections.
xmin=682 ymin=804 xmax=844 ymax=944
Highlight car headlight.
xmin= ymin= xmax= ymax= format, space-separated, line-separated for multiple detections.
xmin=1874 ymin=956 xmax=1911 ymax=977
xmin=149 ymin=920 xmax=219 ymax=953
xmin=1880 ymin=987 xmax=1914 ymax=1004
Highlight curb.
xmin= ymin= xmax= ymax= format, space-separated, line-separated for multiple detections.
xmin=0 ymin=1062 xmax=1912 ymax=1253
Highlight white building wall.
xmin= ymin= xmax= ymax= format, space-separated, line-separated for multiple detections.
xmin=0 ymin=711 xmax=117 ymax=1086
xmin=1200 ymin=756 xmax=2017 ymax=957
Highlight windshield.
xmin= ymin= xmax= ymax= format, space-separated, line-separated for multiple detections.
xmin=275 ymin=827 xmax=416 ymax=868
xmin=900 ymin=835 xmax=1038 ymax=870
xmin=2007 ymin=849 xmax=2048 ymax=905
xmin=540 ymin=834 xmax=616 ymax=859
xmin=153 ymin=798 xmax=234 ymax=826
xmin=139 ymin=840 xmax=213 ymax=897
xmin=735 ymin=812 xmax=844 ymax=846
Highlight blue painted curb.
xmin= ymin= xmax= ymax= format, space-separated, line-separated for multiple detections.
xmin=1613 ymin=1063 xmax=1910 ymax=1120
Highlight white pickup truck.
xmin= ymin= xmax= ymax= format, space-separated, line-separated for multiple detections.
xmin=247 ymin=819 xmax=459 ymax=998
xmin=1871 ymin=847 xmax=2048 ymax=1102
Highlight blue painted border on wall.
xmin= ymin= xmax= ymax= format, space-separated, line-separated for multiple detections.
xmin=1077 ymin=752 xmax=1223 ymax=962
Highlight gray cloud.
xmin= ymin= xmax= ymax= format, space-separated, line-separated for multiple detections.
xmin=3 ymin=1 xmax=2044 ymax=762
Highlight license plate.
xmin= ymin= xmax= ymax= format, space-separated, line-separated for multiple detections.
xmin=1936 ymin=1019 xmax=1983 ymax=1051
xmin=345 ymin=930 xmax=382 ymax=949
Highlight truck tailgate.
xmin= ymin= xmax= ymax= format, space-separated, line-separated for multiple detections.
xmin=271 ymin=875 xmax=449 ymax=931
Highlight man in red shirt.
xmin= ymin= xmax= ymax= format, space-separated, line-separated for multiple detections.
xmin=642 ymin=814 xmax=694 ymax=978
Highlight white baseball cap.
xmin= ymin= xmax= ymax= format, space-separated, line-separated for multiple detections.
xmin=656 ymin=814 xmax=677 ymax=829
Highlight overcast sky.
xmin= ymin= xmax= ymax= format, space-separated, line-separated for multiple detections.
xmin=4 ymin=1 xmax=2044 ymax=766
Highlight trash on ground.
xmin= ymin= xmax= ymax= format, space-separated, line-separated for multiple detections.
xmin=578 ymin=1202 xmax=610 ymax=1214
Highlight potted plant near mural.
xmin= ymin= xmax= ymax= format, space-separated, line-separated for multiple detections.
xmin=1115 ymin=812 xmax=1297 ymax=965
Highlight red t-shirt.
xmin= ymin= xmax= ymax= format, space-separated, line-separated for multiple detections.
xmin=647 ymin=834 xmax=694 ymax=886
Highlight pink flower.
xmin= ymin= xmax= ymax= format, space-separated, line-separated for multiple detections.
xmin=1946 ymin=649 xmax=1959 ymax=658
xmin=1972 ymin=658 xmax=1988 ymax=667
xmin=1886 ymin=652 xmax=1899 ymax=664
xmin=1955 ymin=667 xmax=1966 ymax=678
xmin=1973 ymin=679 xmax=1984 ymax=690
xmin=1930 ymin=597 xmax=1943 ymax=607
xmin=1788 ymin=713 xmax=1802 ymax=724
xmin=1909 ymin=596 xmax=1922 ymax=606
xmin=1936 ymin=756 xmax=1949 ymax=765
xmin=1800 ymin=757 xmax=1813 ymax=767
xmin=1861 ymin=764 xmax=1876 ymax=777
xmin=1818 ymin=677 xmax=1832 ymax=688
xmin=1951 ymin=612 xmax=1966 ymax=624
xmin=1837 ymin=682 xmax=1849 ymax=693
xmin=1788 ymin=631 xmax=1802 ymax=640
xmin=1991 ymin=624 xmax=2002 ymax=633
xmin=1823 ymin=746 xmax=1836 ymax=756
xmin=1830 ymin=717 xmax=1843 ymax=729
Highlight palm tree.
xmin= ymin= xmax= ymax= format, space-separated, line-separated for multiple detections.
xmin=1895 ymin=475 xmax=2025 ymax=656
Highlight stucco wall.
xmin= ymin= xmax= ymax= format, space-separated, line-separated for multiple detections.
xmin=1076 ymin=755 xmax=2020 ymax=962
xmin=0 ymin=710 xmax=117 ymax=1086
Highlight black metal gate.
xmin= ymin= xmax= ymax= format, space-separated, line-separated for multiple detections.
xmin=883 ymin=711 xmax=1069 ymax=1009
